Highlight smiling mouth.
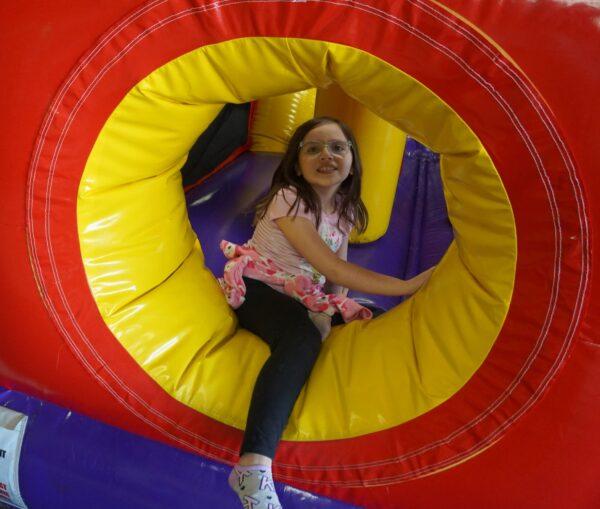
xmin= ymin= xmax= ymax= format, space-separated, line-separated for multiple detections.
xmin=317 ymin=166 xmax=336 ymax=174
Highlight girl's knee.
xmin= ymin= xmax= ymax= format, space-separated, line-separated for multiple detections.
xmin=308 ymin=311 xmax=332 ymax=342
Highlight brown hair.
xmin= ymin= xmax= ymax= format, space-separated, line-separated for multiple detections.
xmin=254 ymin=116 xmax=368 ymax=234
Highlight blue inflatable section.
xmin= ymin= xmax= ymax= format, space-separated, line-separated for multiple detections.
xmin=0 ymin=388 xmax=360 ymax=509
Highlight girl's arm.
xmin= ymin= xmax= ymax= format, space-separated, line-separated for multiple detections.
xmin=276 ymin=216 xmax=434 ymax=296
xmin=325 ymin=237 xmax=349 ymax=296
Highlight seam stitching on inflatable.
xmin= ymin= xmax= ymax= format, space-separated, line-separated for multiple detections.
xmin=270 ymin=0 xmax=587 ymax=480
xmin=26 ymin=0 xmax=590 ymax=481
xmin=27 ymin=0 xmax=239 ymax=458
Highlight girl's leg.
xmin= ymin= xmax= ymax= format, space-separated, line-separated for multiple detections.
xmin=228 ymin=278 xmax=322 ymax=508
xmin=235 ymin=277 xmax=322 ymax=459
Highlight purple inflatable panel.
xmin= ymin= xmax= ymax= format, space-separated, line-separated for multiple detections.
xmin=0 ymin=388 xmax=360 ymax=509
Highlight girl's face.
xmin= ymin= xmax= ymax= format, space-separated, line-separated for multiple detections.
xmin=297 ymin=122 xmax=353 ymax=195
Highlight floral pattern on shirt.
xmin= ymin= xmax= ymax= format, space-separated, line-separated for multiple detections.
xmin=297 ymin=218 xmax=345 ymax=284
xmin=320 ymin=219 xmax=344 ymax=251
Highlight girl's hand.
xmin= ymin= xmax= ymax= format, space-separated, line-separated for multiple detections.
xmin=401 ymin=266 xmax=436 ymax=296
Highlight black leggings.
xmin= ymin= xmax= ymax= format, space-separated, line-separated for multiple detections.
xmin=235 ymin=277 xmax=322 ymax=459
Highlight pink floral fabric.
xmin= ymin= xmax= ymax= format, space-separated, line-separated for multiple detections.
xmin=219 ymin=240 xmax=372 ymax=322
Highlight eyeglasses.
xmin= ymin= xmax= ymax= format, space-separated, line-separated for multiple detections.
xmin=298 ymin=140 xmax=352 ymax=157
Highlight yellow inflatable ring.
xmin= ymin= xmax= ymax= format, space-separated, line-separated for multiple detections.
xmin=78 ymin=38 xmax=515 ymax=440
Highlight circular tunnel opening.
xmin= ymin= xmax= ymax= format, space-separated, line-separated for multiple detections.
xmin=76 ymin=37 xmax=516 ymax=442
xmin=182 ymin=97 xmax=453 ymax=313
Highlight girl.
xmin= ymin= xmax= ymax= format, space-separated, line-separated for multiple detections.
xmin=220 ymin=117 xmax=434 ymax=508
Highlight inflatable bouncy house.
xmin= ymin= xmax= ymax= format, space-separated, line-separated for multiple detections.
xmin=1 ymin=1 xmax=599 ymax=508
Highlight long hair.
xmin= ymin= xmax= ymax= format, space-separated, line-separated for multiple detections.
xmin=254 ymin=116 xmax=368 ymax=234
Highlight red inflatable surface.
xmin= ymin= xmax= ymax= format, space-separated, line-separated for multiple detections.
xmin=1 ymin=1 xmax=599 ymax=508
